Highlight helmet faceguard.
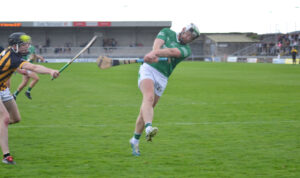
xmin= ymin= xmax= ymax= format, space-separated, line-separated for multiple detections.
xmin=184 ymin=23 xmax=200 ymax=40
xmin=179 ymin=23 xmax=200 ymax=44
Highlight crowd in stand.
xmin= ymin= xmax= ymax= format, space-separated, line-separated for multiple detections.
xmin=256 ymin=32 xmax=300 ymax=56
xmin=54 ymin=42 xmax=72 ymax=54
xmin=102 ymin=38 xmax=117 ymax=52
xmin=20 ymin=37 xmax=120 ymax=55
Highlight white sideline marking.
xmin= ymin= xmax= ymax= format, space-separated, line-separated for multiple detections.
xmin=173 ymin=120 xmax=298 ymax=125
xmin=10 ymin=120 xmax=299 ymax=129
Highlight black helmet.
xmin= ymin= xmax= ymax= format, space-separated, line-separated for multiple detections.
xmin=8 ymin=32 xmax=31 ymax=46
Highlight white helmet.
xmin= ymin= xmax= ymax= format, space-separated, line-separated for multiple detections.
xmin=185 ymin=23 xmax=200 ymax=40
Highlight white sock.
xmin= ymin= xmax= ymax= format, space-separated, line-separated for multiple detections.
xmin=145 ymin=126 xmax=153 ymax=134
xmin=130 ymin=137 xmax=139 ymax=145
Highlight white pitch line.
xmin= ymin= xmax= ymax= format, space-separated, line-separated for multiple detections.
xmin=173 ymin=120 xmax=299 ymax=125
xmin=9 ymin=120 xmax=299 ymax=129
xmin=9 ymin=124 xmax=108 ymax=128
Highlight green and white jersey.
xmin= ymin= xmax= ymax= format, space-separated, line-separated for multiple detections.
xmin=23 ymin=45 xmax=35 ymax=62
xmin=149 ymin=28 xmax=191 ymax=77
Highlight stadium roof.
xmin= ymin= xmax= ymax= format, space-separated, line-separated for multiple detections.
xmin=206 ymin=34 xmax=256 ymax=43
xmin=0 ymin=21 xmax=172 ymax=27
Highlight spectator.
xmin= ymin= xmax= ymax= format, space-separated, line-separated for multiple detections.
xmin=38 ymin=44 xmax=43 ymax=54
xmin=45 ymin=37 xmax=50 ymax=47
xmin=291 ymin=46 xmax=298 ymax=64
xmin=102 ymin=38 xmax=118 ymax=52
xmin=111 ymin=38 xmax=117 ymax=49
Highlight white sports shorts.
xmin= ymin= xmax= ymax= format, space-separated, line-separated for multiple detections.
xmin=138 ymin=63 xmax=168 ymax=96
xmin=0 ymin=88 xmax=13 ymax=102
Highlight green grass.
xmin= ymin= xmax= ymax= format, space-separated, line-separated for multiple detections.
xmin=0 ymin=62 xmax=299 ymax=177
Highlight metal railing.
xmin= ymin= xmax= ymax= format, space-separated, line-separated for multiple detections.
xmin=230 ymin=36 xmax=278 ymax=56
xmin=36 ymin=46 xmax=153 ymax=58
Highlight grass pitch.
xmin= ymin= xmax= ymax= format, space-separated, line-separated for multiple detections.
xmin=0 ymin=62 xmax=299 ymax=177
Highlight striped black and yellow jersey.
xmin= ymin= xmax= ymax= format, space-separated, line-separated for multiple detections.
xmin=0 ymin=47 xmax=28 ymax=91
xmin=291 ymin=48 xmax=298 ymax=54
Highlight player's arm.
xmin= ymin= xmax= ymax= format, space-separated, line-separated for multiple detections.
xmin=21 ymin=62 xmax=59 ymax=78
xmin=35 ymin=54 xmax=45 ymax=62
xmin=144 ymin=38 xmax=181 ymax=63
xmin=152 ymin=38 xmax=165 ymax=50
xmin=153 ymin=48 xmax=181 ymax=58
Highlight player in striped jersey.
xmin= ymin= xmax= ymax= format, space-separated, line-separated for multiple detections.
xmin=0 ymin=32 xmax=60 ymax=165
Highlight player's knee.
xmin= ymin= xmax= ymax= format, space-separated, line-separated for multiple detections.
xmin=144 ymin=95 xmax=154 ymax=104
xmin=23 ymin=79 xmax=29 ymax=83
xmin=33 ymin=77 xmax=39 ymax=82
xmin=1 ymin=115 xmax=10 ymax=126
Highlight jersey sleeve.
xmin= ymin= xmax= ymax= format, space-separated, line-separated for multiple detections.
xmin=156 ymin=28 xmax=170 ymax=41
xmin=177 ymin=45 xmax=191 ymax=58
xmin=18 ymin=60 xmax=29 ymax=69
xmin=10 ymin=53 xmax=29 ymax=69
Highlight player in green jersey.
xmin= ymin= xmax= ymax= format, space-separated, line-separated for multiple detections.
xmin=130 ymin=23 xmax=200 ymax=156
xmin=13 ymin=45 xmax=45 ymax=100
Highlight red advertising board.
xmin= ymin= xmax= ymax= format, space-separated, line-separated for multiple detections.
xmin=73 ymin=22 xmax=87 ymax=27
xmin=73 ymin=22 xmax=111 ymax=27
xmin=97 ymin=22 xmax=111 ymax=27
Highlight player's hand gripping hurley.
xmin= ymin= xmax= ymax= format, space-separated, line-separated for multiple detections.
xmin=52 ymin=35 xmax=98 ymax=80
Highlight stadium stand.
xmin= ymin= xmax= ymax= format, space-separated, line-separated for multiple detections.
xmin=231 ymin=32 xmax=300 ymax=57
xmin=0 ymin=22 xmax=169 ymax=59
xmin=0 ymin=21 xmax=298 ymax=62
xmin=203 ymin=33 xmax=257 ymax=57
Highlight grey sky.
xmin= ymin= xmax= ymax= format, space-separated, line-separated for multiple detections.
xmin=1 ymin=0 xmax=300 ymax=34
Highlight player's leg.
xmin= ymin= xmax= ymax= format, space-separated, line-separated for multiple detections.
xmin=140 ymin=79 xmax=160 ymax=141
xmin=293 ymin=57 xmax=296 ymax=64
xmin=130 ymin=64 xmax=167 ymax=155
xmin=140 ymin=79 xmax=155 ymax=124
xmin=3 ymin=88 xmax=20 ymax=124
xmin=25 ymin=72 xmax=39 ymax=99
xmin=144 ymin=94 xmax=160 ymax=142
xmin=0 ymin=93 xmax=16 ymax=165
xmin=0 ymin=101 xmax=10 ymax=157
xmin=130 ymin=79 xmax=155 ymax=156
xmin=130 ymin=94 xmax=160 ymax=155
xmin=135 ymin=111 xmax=144 ymax=134
xmin=130 ymin=115 xmax=142 ymax=156
xmin=143 ymin=67 xmax=168 ymax=142
xmin=13 ymin=74 xmax=29 ymax=99
xmin=27 ymin=72 xmax=39 ymax=90
xmin=3 ymin=100 xmax=21 ymax=124
xmin=134 ymin=92 xmax=160 ymax=135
